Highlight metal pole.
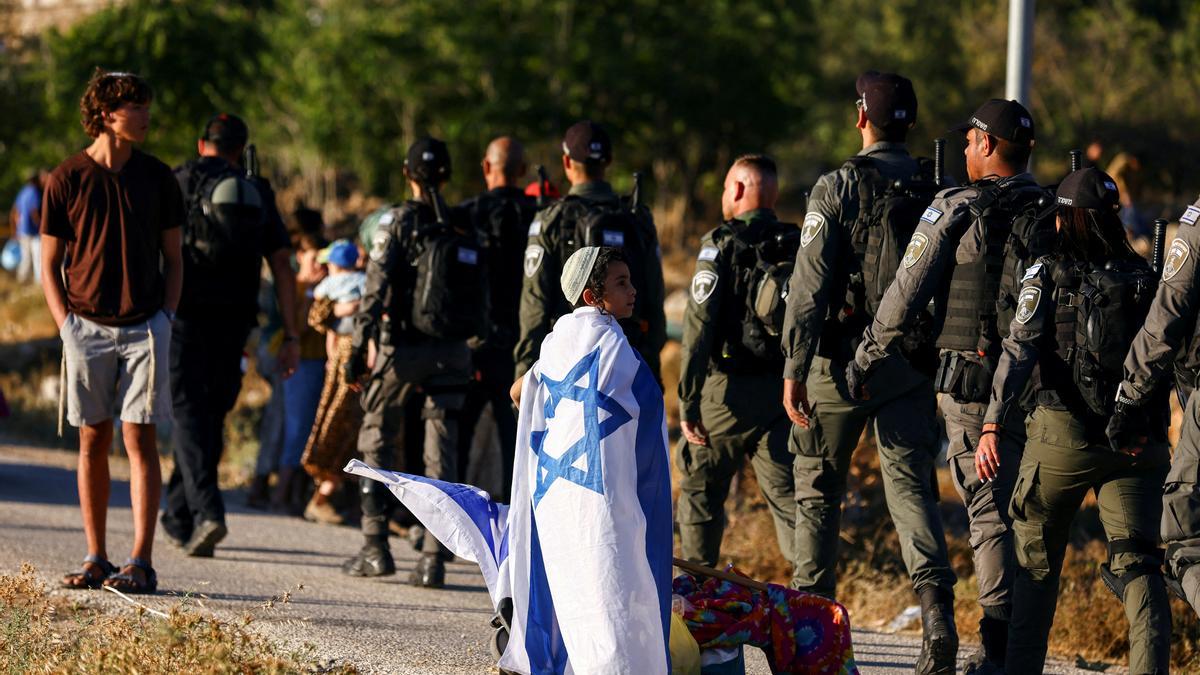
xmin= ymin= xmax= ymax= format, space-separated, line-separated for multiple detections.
xmin=1005 ymin=0 xmax=1035 ymax=105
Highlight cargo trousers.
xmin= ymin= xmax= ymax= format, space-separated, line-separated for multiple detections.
xmin=356 ymin=339 xmax=471 ymax=555
xmin=790 ymin=355 xmax=955 ymax=596
xmin=1006 ymin=407 xmax=1171 ymax=675
xmin=1164 ymin=391 xmax=1200 ymax=618
xmin=676 ymin=370 xmax=797 ymax=569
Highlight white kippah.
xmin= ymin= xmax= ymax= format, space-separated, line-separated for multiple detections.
xmin=561 ymin=246 xmax=601 ymax=305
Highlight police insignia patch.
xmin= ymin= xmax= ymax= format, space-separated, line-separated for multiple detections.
xmin=1163 ymin=238 xmax=1190 ymax=282
xmin=800 ymin=212 xmax=825 ymax=248
xmin=902 ymin=232 xmax=930 ymax=268
xmin=524 ymin=244 xmax=545 ymax=278
xmin=691 ymin=270 xmax=718 ymax=304
xmin=1181 ymin=206 xmax=1200 ymax=227
xmin=1015 ymin=286 xmax=1041 ymax=324
xmin=369 ymin=230 xmax=391 ymax=262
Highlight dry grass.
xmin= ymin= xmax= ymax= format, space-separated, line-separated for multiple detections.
xmin=0 ymin=563 xmax=356 ymax=673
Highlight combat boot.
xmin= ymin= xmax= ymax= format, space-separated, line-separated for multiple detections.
xmin=342 ymin=540 xmax=395 ymax=577
xmin=916 ymin=585 xmax=958 ymax=675
xmin=410 ymin=553 xmax=445 ymax=588
xmin=963 ymin=616 xmax=1007 ymax=673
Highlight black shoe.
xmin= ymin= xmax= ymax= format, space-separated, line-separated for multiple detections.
xmin=916 ymin=586 xmax=958 ymax=675
xmin=409 ymin=554 xmax=445 ymax=588
xmin=342 ymin=543 xmax=395 ymax=577
xmin=184 ymin=519 xmax=227 ymax=558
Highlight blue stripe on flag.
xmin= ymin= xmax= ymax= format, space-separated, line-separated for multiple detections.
xmin=525 ymin=513 xmax=569 ymax=674
xmin=392 ymin=473 xmax=501 ymax=565
xmin=631 ymin=357 xmax=673 ymax=670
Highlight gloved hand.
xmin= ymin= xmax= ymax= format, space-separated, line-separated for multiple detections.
xmin=845 ymin=360 xmax=871 ymax=402
xmin=1106 ymin=388 xmax=1148 ymax=455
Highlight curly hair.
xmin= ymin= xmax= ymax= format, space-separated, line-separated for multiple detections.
xmin=574 ymin=247 xmax=628 ymax=308
xmin=79 ymin=68 xmax=153 ymax=138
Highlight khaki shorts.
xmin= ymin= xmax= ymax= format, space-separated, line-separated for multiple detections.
xmin=61 ymin=311 xmax=172 ymax=427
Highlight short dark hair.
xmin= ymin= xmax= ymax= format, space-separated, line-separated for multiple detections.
xmin=992 ymin=135 xmax=1032 ymax=169
xmin=732 ymin=153 xmax=778 ymax=181
xmin=79 ymin=68 xmax=153 ymax=138
xmin=574 ymin=247 xmax=628 ymax=308
xmin=866 ymin=120 xmax=910 ymax=143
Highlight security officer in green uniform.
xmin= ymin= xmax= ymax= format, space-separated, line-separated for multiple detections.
xmin=677 ymin=154 xmax=798 ymax=572
xmin=343 ymin=137 xmax=476 ymax=588
xmin=977 ymin=168 xmax=1171 ymax=674
xmin=514 ymin=120 xmax=666 ymax=380
xmin=1112 ymin=192 xmax=1200 ymax=619
xmin=852 ymin=99 xmax=1054 ymax=670
xmin=783 ymin=71 xmax=957 ymax=674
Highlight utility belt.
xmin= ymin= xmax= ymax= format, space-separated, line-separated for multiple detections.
xmin=934 ymin=350 xmax=995 ymax=404
xmin=712 ymin=352 xmax=782 ymax=377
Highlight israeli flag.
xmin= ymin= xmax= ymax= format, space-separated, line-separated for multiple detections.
xmin=346 ymin=307 xmax=672 ymax=674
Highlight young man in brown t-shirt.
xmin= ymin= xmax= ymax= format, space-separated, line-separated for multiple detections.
xmin=40 ymin=70 xmax=184 ymax=594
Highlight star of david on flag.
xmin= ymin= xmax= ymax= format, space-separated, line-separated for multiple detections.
xmin=530 ymin=348 xmax=631 ymax=506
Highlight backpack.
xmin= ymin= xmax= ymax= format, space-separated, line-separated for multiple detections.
xmin=408 ymin=221 xmax=489 ymax=340
xmin=845 ymin=156 xmax=941 ymax=319
xmin=721 ymin=220 xmax=801 ymax=361
xmin=1053 ymin=258 xmax=1158 ymax=415
xmin=567 ymin=196 xmax=655 ymax=338
xmin=467 ymin=193 xmax=536 ymax=347
xmin=184 ymin=162 xmax=266 ymax=274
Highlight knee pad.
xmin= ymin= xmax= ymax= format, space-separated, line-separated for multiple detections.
xmin=1099 ymin=537 xmax=1163 ymax=601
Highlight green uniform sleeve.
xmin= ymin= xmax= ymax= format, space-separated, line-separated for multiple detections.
xmin=985 ymin=261 xmax=1051 ymax=424
xmin=351 ymin=214 xmax=402 ymax=356
xmin=1122 ymin=207 xmax=1200 ymax=403
xmin=855 ymin=189 xmax=972 ymax=370
xmin=514 ymin=204 xmax=563 ymax=378
xmin=678 ymin=230 xmax=725 ymax=421
xmin=782 ymin=171 xmax=848 ymax=381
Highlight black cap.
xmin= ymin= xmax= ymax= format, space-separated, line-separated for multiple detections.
xmin=952 ymin=99 xmax=1035 ymax=146
xmin=562 ymin=120 xmax=612 ymax=164
xmin=405 ymin=136 xmax=451 ymax=183
xmin=1056 ymin=167 xmax=1121 ymax=212
xmin=856 ymin=71 xmax=918 ymax=129
xmin=201 ymin=113 xmax=248 ymax=148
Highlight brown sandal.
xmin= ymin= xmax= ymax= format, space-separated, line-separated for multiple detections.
xmin=102 ymin=557 xmax=158 ymax=595
xmin=62 ymin=555 xmax=116 ymax=589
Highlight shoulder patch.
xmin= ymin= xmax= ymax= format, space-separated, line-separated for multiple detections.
xmin=378 ymin=211 xmax=395 ymax=226
xmin=528 ymin=219 xmax=542 ymax=236
xmin=1163 ymin=238 xmax=1191 ymax=282
xmin=1181 ymin=205 xmax=1200 ymax=227
xmin=690 ymin=270 xmax=718 ymax=304
xmin=369 ymin=229 xmax=391 ymax=263
xmin=1021 ymin=262 xmax=1043 ymax=282
xmin=1015 ymin=286 xmax=1042 ymax=324
xmin=800 ymin=212 xmax=825 ymax=248
xmin=920 ymin=206 xmax=943 ymax=224
xmin=697 ymin=246 xmax=719 ymax=262
xmin=523 ymin=244 xmax=545 ymax=278
xmin=902 ymin=232 xmax=930 ymax=268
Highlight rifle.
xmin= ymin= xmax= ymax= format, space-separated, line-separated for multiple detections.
xmin=536 ymin=164 xmax=550 ymax=209
xmin=934 ymin=138 xmax=946 ymax=187
xmin=1152 ymin=218 xmax=1168 ymax=275
xmin=630 ymin=172 xmax=642 ymax=213
xmin=1069 ymin=148 xmax=1082 ymax=172
xmin=243 ymin=143 xmax=259 ymax=179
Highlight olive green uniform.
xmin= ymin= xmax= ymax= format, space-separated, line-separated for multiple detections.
xmin=987 ymin=259 xmax=1171 ymax=674
xmin=855 ymin=174 xmax=1046 ymax=620
xmin=783 ymin=142 xmax=954 ymax=597
xmin=677 ymin=209 xmax=797 ymax=568
xmin=1118 ymin=195 xmax=1200 ymax=617
xmin=514 ymin=180 xmax=666 ymax=379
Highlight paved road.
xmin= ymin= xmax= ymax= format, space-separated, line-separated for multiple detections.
xmin=0 ymin=446 xmax=1115 ymax=674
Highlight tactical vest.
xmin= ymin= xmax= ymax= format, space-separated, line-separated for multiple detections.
xmin=711 ymin=218 xmax=799 ymax=372
xmin=1175 ymin=227 xmax=1200 ymax=400
xmin=1041 ymin=257 xmax=1158 ymax=416
xmin=935 ymin=180 xmax=1055 ymax=355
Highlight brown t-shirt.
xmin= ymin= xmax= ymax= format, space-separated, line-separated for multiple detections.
xmin=41 ymin=149 xmax=184 ymax=325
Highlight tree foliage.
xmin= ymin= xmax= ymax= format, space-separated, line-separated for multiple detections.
xmin=3 ymin=0 xmax=1199 ymax=241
